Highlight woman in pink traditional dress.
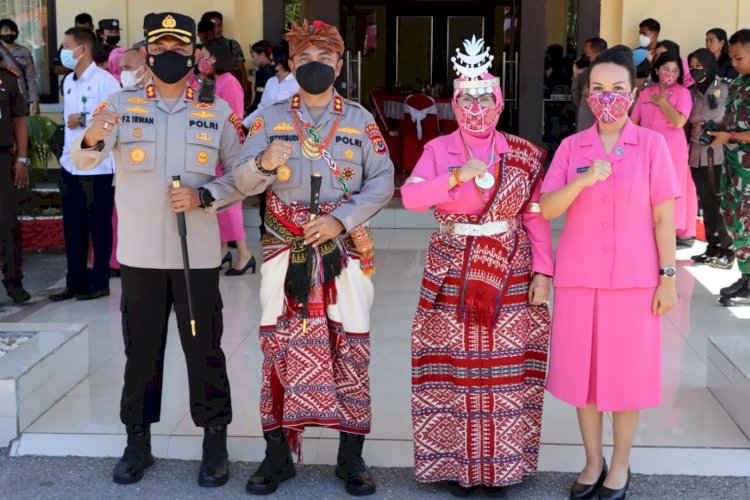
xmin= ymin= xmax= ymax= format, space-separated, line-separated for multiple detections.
xmin=191 ymin=38 xmax=256 ymax=275
xmin=541 ymin=49 xmax=679 ymax=500
xmin=401 ymin=37 xmax=553 ymax=497
xmin=631 ymin=51 xmax=696 ymax=247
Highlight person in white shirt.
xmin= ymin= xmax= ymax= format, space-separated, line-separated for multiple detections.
xmin=51 ymin=27 xmax=120 ymax=302
xmin=242 ymin=46 xmax=299 ymax=128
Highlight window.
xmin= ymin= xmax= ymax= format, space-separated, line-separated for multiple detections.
xmin=0 ymin=0 xmax=57 ymax=102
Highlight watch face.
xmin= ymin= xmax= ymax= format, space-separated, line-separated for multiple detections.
xmin=663 ymin=267 xmax=676 ymax=278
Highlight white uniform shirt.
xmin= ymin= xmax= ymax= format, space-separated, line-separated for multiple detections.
xmin=243 ymin=73 xmax=300 ymax=127
xmin=60 ymin=62 xmax=120 ymax=175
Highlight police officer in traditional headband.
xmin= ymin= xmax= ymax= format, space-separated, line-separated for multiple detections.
xmin=72 ymin=12 xmax=253 ymax=488
xmin=235 ymin=19 xmax=394 ymax=497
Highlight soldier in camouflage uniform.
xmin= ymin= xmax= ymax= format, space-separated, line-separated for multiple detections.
xmin=709 ymin=29 xmax=750 ymax=306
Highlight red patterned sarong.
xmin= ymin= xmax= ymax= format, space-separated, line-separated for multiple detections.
xmin=258 ymin=192 xmax=374 ymax=451
xmin=411 ymin=135 xmax=551 ymax=487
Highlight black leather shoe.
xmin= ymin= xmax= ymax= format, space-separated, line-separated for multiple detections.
xmin=198 ymin=425 xmax=229 ymax=487
xmin=225 ymin=256 xmax=256 ymax=276
xmin=597 ymin=468 xmax=631 ymax=500
xmin=50 ymin=287 xmax=76 ymax=302
xmin=221 ymin=251 xmax=232 ymax=270
xmin=445 ymin=481 xmax=479 ymax=497
xmin=570 ymin=459 xmax=607 ymax=499
xmin=707 ymin=254 xmax=735 ymax=270
xmin=720 ymin=275 xmax=750 ymax=307
xmin=112 ymin=424 xmax=154 ymax=484
xmin=246 ymin=429 xmax=296 ymax=495
xmin=720 ymin=277 xmax=745 ymax=296
xmin=334 ymin=432 xmax=376 ymax=496
xmin=3 ymin=279 xmax=30 ymax=303
xmin=75 ymin=288 xmax=110 ymax=301
xmin=691 ymin=250 xmax=718 ymax=263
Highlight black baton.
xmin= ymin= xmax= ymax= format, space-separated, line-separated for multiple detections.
xmin=172 ymin=175 xmax=197 ymax=337
xmin=303 ymin=172 xmax=323 ymax=333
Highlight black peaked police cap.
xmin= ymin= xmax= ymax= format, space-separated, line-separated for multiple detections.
xmin=144 ymin=12 xmax=195 ymax=45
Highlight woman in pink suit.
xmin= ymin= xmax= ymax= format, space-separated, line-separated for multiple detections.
xmin=541 ymin=49 xmax=680 ymax=500
xmin=631 ymin=51 xmax=697 ymax=246
xmin=402 ymin=37 xmax=553 ymax=497
xmin=191 ymin=39 xmax=256 ymax=275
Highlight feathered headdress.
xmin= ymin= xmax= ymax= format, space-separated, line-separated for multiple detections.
xmin=284 ymin=19 xmax=345 ymax=59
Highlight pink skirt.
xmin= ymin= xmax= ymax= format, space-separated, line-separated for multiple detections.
xmin=546 ymin=287 xmax=662 ymax=411
xmin=215 ymin=163 xmax=246 ymax=243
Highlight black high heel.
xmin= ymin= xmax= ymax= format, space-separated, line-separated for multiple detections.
xmin=597 ymin=467 xmax=630 ymax=500
xmin=220 ymin=252 xmax=232 ymax=270
xmin=225 ymin=256 xmax=256 ymax=276
xmin=570 ymin=459 xmax=607 ymax=499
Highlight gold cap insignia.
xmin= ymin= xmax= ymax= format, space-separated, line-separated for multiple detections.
xmin=162 ymin=15 xmax=177 ymax=29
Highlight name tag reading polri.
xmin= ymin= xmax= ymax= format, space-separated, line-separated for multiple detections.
xmin=576 ymin=166 xmax=589 ymax=174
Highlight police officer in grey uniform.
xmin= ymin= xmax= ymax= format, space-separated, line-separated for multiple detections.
xmin=235 ymin=20 xmax=394 ymax=497
xmin=0 ymin=61 xmax=31 ymax=303
xmin=71 ymin=12 xmax=251 ymax=488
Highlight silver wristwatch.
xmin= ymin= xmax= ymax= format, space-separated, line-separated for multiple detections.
xmin=659 ymin=266 xmax=677 ymax=279
xmin=16 ymin=157 xmax=31 ymax=166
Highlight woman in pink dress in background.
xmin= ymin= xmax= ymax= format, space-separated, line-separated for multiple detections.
xmin=191 ymin=38 xmax=256 ymax=275
xmin=631 ymin=51 xmax=696 ymax=247
xmin=541 ymin=49 xmax=680 ymax=500
xmin=402 ymin=37 xmax=553 ymax=497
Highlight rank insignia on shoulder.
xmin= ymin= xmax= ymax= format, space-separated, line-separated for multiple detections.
xmin=191 ymin=111 xmax=217 ymax=119
xmin=228 ymin=113 xmax=246 ymax=144
xmin=337 ymin=127 xmax=362 ymax=135
xmin=127 ymin=97 xmax=149 ymax=105
xmin=193 ymin=102 xmax=215 ymax=109
xmin=365 ymin=123 xmax=387 ymax=154
xmin=130 ymin=147 xmax=146 ymax=163
xmin=290 ymin=94 xmax=301 ymax=111
xmin=273 ymin=121 xmax=294 ymax=132
xmin=126 ymin=105 xmax=150 ymax=115
xmin=146 ymin=84 xmax=156 ymax=99
xmin=333 ymin=95 xmax=344 ymax=114
xmin=197 ymin=151 xmax=209 ymax=164
xmin=93 ymin=102 xmax=109 ymax=116
xmin=185 ymin=87 xmax=195 ymax=101
xmin=248 ymin=117 xmax=264 ymax=140
xmin=133 ymin=128 xmax=143 ymax=138
xmin=195 ymin=132 xmax=213 ymax=142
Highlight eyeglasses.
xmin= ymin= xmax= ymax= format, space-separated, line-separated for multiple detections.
xmin=457 ymin=94 xmax=496 ymax=108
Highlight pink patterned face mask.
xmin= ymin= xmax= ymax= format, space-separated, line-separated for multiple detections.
xmin=587 ymin=91 xmax=634 ymax=124
xmin=197 ymin=58 xmax=214 ymax=75
xmin=659 ymin=70 xmax=678 ymax=87
xmin=453 ymin=102 xmax=501 ymax=137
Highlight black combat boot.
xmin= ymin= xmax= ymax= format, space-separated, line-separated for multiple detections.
xmin=245 ymin=429 xmax=296 ymax=495
xmin=334 ymin=432 xmax=376 ymax=496
xmin=198 ymin=425 xmax=229 ymax=487
xmin=720 ymin=274 xmax=750 ymax=307
xmin=2 ymin=278 xmax=30 ymax=303
xmin=720 ymin=276 xmax=745 ymax=296
xmin=112 ymin=424 xmax=154 ymax=484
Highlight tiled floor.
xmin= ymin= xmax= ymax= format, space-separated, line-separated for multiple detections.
xmin=9 ymin=223 xmax=750 ymax=475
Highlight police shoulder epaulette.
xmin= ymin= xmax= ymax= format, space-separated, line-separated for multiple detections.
xmin=2 ymin=66 xmax=20 ymax=78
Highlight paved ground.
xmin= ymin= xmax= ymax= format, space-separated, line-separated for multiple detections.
xmin=0 ymin=251 xmax=67 ymax=319
xmin=0 ymin=449 xmax=748 ymax=499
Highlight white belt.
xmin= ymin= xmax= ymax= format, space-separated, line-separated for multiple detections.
xmin=439 ymin=220 xmax=511 ymax=236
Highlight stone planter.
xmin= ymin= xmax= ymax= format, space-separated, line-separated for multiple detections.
xmin=0 ymin=323 xmax=88 ymax=447
xmin=20 ymin=216 xmax=65 ymax=251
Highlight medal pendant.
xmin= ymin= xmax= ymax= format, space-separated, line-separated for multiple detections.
xmin=474 ymin=173 xmax=495 ymax=190
xmin=277 ymin=164 xmax=292 ymax=182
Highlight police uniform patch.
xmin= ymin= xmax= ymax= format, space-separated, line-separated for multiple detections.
xmin=146 ymin=84 xmax=156 ymax=99
xmin=342 ymin=167 xmax=355 ymax=180
xmin=365 ymin=123 xmax=387 ymax=154
xmin=344 ymin=149 xmax=355 ymax=160
xmin=277 ymin=165 xmax=292 ymax=182
xmin=273 ymin=121 xmax=294 ymax=132
xmin=185 ymin=87 xmax=195 ymax=101
xmin=130 ymin=147 xmax=146 ymax=163
xmin=126 ymin=105 xmax=150 ymax=115
xmin=93 ymin=102 xmax=109 ymax=116
xmin=133 ymin=128 xmax=143 ymax=138
xmin=127 ymin=97 xmax=149 ymax=105
xmin=191 ymin=111 xmax=217 ymax=118
xmin=337 ymin=127 xmax=362 ymax=135
xmin=228 ymin=113 xmax=246 ymax=144
xmin=197 ymin=151 xmax=209 ymax=164
xmin=248 ymin=117 xmax=264 ymax=139
xmin=193 ymin=102 xmax=215 ymax=109
xmin=195 ymin=132 xmax=213 ymax=142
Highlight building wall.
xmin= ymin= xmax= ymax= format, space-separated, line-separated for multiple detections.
xmin=546 ymin=0 xmax=569 ymax=47
xmin=55 ymin=0 xmax=262 ymax=59
xmin=601 ymin=0 xmax=750 ymax=54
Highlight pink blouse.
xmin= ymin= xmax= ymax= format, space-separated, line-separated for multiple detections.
xmin=631 ymin=84 xmax=692 ymax=161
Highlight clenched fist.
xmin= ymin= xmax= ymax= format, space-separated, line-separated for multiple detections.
xmin=578 ymin=159 xmax=612 ymax=188
xmin=458 ymin=158 xmax=489 ymax=182
xmin=260 ymin=139 xmax=295 ymax=172
xmin=82 ymin=109 xmax=120 ymax=147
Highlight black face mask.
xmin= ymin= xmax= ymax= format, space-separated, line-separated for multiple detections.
xmin=690 ymin=68 xmax=707 ymax=83
xmin=295 ymin=61 xmax=336 ymax=95
xmin=147 ymin=51 xmax=195 ymax=84
xmin=106 ymin=35 xmax=120 ymax=46
xmin=1 ymin=34 xmax=17 ymax=44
